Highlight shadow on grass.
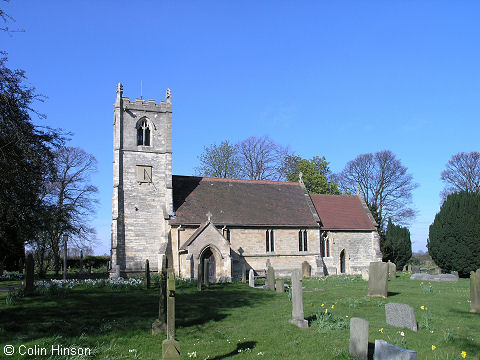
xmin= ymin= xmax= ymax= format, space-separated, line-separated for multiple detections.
xmin=368 ymin=342 xmax=374 ymax=360
xmin=387 ymin=291 xmax=400 ymax=297
xmin=209 ymin=341 xmax=257 ymax=359
xmin=0 ymin=284 xmax=273 ymax=343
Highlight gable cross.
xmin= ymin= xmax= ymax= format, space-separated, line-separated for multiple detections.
xmin=298 ymin=171 xmax=303 ymax=183
xmin=206 ymin=211 xmax=212 ymax=222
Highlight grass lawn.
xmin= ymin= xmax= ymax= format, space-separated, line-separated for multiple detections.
xmin=0 ymin=272 xmax=478 ymax=359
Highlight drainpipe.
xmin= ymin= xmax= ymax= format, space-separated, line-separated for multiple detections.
xmin=177 ymin=225 xmax=182 ymax=277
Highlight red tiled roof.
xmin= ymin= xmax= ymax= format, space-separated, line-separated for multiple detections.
xmin=170 ymin=175 xmax=318 ymax=226
xmin=310 ymin=194 xmax=376 ymax=230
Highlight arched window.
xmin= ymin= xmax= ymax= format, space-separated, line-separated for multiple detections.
xmin=303 ymin=230 xmax=308 ymax=252
xmin=298 ymin=230 xmax=303 ymax=251
xmin=137 ymin=119 xmax=151 ymax=146
xmin=266 ymin=230 xmax=270 ymax=252
xmin=266 ymin=229 xmax=274 ymax=252
xmin=299 ymin=230 xmax=308 ymax=251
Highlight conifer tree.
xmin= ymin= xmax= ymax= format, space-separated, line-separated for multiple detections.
xmin=428 ymin=191 xmax=480 ymax=276
xmin=383 ymin=218 xmax=412 ymax=268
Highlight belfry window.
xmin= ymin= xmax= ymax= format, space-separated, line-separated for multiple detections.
xmin=137 ymin=119 xmax=151 ymax=146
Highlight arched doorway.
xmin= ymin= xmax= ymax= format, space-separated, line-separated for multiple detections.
xmin=200 ymin=247 xmax=216 ymax=283
xmin=340 ymin=249 xmax=346 ymax=274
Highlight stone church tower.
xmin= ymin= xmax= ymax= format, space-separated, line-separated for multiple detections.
xmin=111 ymin=83 xmax=173 ymax=276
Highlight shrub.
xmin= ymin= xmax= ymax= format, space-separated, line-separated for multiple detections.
xmin=5 ymin=288 xmax=24 ymax=305
xmin=428 ymin=191 xmax=480 ymax=276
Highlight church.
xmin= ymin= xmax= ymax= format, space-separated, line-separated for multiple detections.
xmin=111 ymin=84 xmax=382 ymax=281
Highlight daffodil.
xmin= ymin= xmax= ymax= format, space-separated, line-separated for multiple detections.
xmin=420 ymin=305 xmax=425 ymax=310
xmin=461 ymin=351 xmax=467 ymax=358
xmin=331 ymin=305 xmax=335 ymax=309
xmin=325 ymin=309 xmax=328 ymax=314
xmin=379 ymin=328 xmax=384 ymax=333
xmin=431 ymin=345 xmax=436 ymax=351
xmin=321 ymin=303 xmax=325 ymax=307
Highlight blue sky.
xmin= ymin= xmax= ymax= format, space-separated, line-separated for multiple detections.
xmin=3 ymin=1 xmax=479 ymax=255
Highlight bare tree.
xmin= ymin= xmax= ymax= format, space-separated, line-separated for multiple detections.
xmin=440 ymin=151 xmax=480 ymax=200
xmin=195 ymin=140 xmax=241 ymax=178
xmin=1 ymin=1 xmax=25 ymax=33
xmin=40 ymin=147 xmax=99 ymax=274
xmin=238 ymin=135 xmax=291 ymax=180
xmin=335 ymin=150 xmax=418 ymax=229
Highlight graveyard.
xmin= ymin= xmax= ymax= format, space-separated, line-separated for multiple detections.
xmin=1 ymin=270 xmax=479 ymax=360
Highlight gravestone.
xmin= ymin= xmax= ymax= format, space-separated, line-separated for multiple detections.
xmin=88 ymin=266 xmax=92 ymax=275
xmin=24 ymin=253 xmax=35 ymax=296
xmin=145 ymin=259 xmax=151 ymax=289
xmin=275 ymin=279 xmax=284 ymax=293
xmin=402 ymin=265 xmax=407 ymax=272
xmin=203 ymin=259 xmax=209 ymax=286
xmin=79 ymin=250 xmax=84 ymax=274
xmin=451 ymin=271 xmax=459 ymax=277
xmin=152 ymin=256 xmax=167 ymax=335
xmin=115 ymin=264 xmax=121 ymax=279
xmin=241 ymin=264 xmax=246 ymax=283
xmin=289 ymin=269 xmax=308 ymax=328
xmin=471 ymin=268 xmax=480 ymax=313
xmin=248 ymin=269 xmax=255 ymax=288
xmin=349 ymin=317 xmax=369 ymax=359
xmin=385 ymin=303 xmax=417 ymax=332
xmin=374 ymin=340 xmax=417 ymax=360
xmin=410 ymin=273 xmax=458 ymax=282
xmin=407 ymin=264 xmax=412 ymax=272
xmin=388 ymin=261 xmax=396 ymax=278
xmin=302 ymin=261 xmax=312 ymax=278
xmin=361 ymin=268 xmax=369 ymax=281
xmin=267 ymin=266 xmax=275 ymax=291
xmin=162 ymin=269 xmax=180 ymax=360
xmin=368 ymin=262 xmax=388 ymax=298
xmin=197 ymin=263 xmax=202 ymax=291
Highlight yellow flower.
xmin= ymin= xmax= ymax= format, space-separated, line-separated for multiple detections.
xmin=431 ymin=345 xmax=436 ymax=351
xmin=331 ymin=305 xmax=335 ymax=309
xmin=325 ymin=309 xmax=328 ymax=314
xmin=379 ymin=328 xmax=384 ymax=333
xmin=461 ymin=351 xmax=467 ymax=358
xmin=420 ymin=305 xmax=425 ymax=310
xmin=321 ymin=303 xmax=325 ymax=307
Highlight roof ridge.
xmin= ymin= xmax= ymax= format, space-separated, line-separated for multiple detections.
xmin=173 ymin=174 xmax=299 ymax=185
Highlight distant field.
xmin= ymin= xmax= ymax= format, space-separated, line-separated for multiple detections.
xmin=0 ymin=272 xmax=478 ymax=359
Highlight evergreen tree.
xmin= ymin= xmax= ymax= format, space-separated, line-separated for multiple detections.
xmin=428 ymin=191 xmax=480 ymax=276
xmin=384 ymin=218 xmax=412 ymax=268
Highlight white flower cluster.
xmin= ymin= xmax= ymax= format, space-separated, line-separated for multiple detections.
xmin=0 ymin=272 xmax=24 ymax=280
xmin=34 ymin=277 xmax=144 ymax=290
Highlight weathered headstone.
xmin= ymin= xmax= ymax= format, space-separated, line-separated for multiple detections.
xmin=145 ymin=259 xmax=151 ymax=289
xmin=115 ymin=264 xmax=121 ymax=279
xmin=471 ymin=268 xmax=480 ymax=313
xmin=402 ymin=265 xmax=407 ymax=272
xmin=410 ymin=273 xmax=458 ymax=282
xmin=388 ymin=261 xmax=396 ymax=278
xmin=203 ymin=259 xmax=209 ymax=287
xmin=368 ymin=262 xmax=388 ymax=298
xmin=349 ymin=317 xmax=369 ymax=359
xmin=24 ymin=253 xmax=35 ymax=296
xmin=407 ymin=264 xmax=412 ymax=272
xmin=302 ymin=261 xmax=312 ymax=278
xmin=275 ymin=278 xmax=284 ymax=293
xmin=451 ymin=271 xmax=459 ymax=277
xmin=162 ymin=269 xmax=180 ymax=359
xmin=152 ymin=256 xmax=167 ymax=335
xmin=385 ymin=303 xmax=417 ymax=332
xmin=248 ymin=269 xmax=255 ymax=288
xmin=267 ymin=266 xmax=275 ymax=291
xmin=289 ymin=269 xmax=308 ymax=328
xmin=374 ymin=340 xmax=417 ymax=360
xmin=79 ymin=250 xmax=84 ymax=274
xmin=197 ymin=263 xmax=202 ymax=291
xmin=241 ymin=264 xmax=246 ymax=283
xmin=361 ymin=268 xmax=369 ymax=281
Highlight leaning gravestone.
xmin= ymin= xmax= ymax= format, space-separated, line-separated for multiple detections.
xmin=241 ymin=264 xmax=246 ymax=283
xmin=145 ymin=259 xmax=151 ymax=289
xmin=152 ymin=256 xmax=167 ymax=335
xmin=368 ymin=262 xmax=388 ymax=298
xmin=203 ymin=259 xmax=209 ymax=287
xmin=24 ymin=253 xmax=35 ymax=296
xmin=275 ymin=279 xmax=284 ymax=293
xmin=302 ymin=261 xmax=312 ymax=278
xmin=248 ymin=269 xmax=255 ymax=288
xmin=471 ymin=268 xmax=480 ymax=313
xmin=162 ymin=269 xmax=180 ymax=360
xmin=197 ymin=263 xmax=202 ymax=291
xmin=267 ymin=266 xmax=275 ymax=291
xmin=289 ymin=269 xmax=308 ymax=328
xmin=385 ymin=303 xmax=417 ymax=332
xmin=388 ymin=261 xmax=396 ymax=278
xmin=349 ymin=317 xmax=369 ymax=360
xmin=374 ymin=340 xmax=417 ymax=360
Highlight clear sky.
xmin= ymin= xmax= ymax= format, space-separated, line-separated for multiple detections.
xmin=3 ymin=1 xmax=479 ymax=255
